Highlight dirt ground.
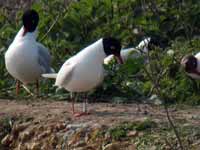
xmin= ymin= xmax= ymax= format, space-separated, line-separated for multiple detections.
xmin=0 ymin=100 xmax=200 ymax=125
xmin=0 ymin=99 xmax=200 ymax=126
xmin=1 ymin=99 xmax=200 ymax=150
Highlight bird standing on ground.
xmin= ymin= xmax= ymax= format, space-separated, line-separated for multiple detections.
xmin=5 ymin=9 xmax=54 ymax=96
xmin=42 ymin=37 xmax=123 ymax=117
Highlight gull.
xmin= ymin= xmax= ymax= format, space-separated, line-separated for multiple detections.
xmin=43 ymin=37 xmax=123 ymax=117
xmin=5 ymin=9 xmax=54 ymax=96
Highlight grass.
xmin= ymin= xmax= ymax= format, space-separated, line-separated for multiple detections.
xmin=108 ymin=118 xmax=157 ymax=141
xmin=0 ymin=116 xmax=13 ymax=149
xmin=99 ymin=118 xmax=200 ymax=149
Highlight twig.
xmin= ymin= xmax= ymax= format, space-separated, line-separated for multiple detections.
xmin=163 ymin=102 xmax=184 ymax=150
xmin=144 ymin=51 xmax=184 ymax=150
xmin=40 ymin=14 xmax=61 ymax=42
xmin=40 ymin=4 xmax=69 ymax=42
xmin=140 ymin=1 xmax=184 ymax=148
xmin=21 ymin=85 xmax=34 ymax=96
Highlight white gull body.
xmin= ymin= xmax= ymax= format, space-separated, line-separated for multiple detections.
xmin=53 ymin=39 xmax=106 ymax=92
xmin=5 ymin=27 xmax=53 ymax=84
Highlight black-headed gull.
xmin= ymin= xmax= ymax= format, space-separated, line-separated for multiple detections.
xmin=181 ymin=53 xmax=200 ymax=79
xmin=5 ymin=9 xmax=54 ymax=96
xmin=43 ymin=37 xmax=122 ymax=117
xmin=104 ymin=37 xmax=166 ymax=64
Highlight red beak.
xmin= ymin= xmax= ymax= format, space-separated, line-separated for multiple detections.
xmin=115 ymin=55 xmax=123 ymax=64
xmin=22 ymin=28 xmax=28 ymax=36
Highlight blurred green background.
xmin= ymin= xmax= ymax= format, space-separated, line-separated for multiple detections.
xmin=0 ymin=0 xmax=200 ymax=104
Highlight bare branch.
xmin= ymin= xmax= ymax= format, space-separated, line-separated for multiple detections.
xmin=40 ymin=14 xmax=60 ymax=42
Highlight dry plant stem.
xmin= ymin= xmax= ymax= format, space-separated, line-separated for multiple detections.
xmin=40 ymin=14 xmax=60 ymax=42
xmin=163 ymin=102 xmax=184 ymax=150
xmin=40 ymin=6 xmax=69 ymax=42
xmin=36 ymin=80 xmax=39 ymax=97
xmin=143 ymin=66 xmax=184 ymax=150
xmin=16 ymin=80 xmax=20 ymax=95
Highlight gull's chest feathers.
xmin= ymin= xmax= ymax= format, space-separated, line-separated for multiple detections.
xmin=5 ymin=28 xmax=42 ymax=84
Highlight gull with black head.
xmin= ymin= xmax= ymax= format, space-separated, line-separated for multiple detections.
xmin=43 ymin=37 xmax=123 ymax=117
xmin=181 ymin=53 xmax=200 ymax=79
xmin=104 ymin=36 xmax=168 ymax=64
xmin=5 ymin=9 xmax=54 ymax=96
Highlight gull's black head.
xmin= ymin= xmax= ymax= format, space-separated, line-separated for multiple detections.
xmin=22 ymin=9 xmax=39 ymax=35
xmin=147 ymin=36 xmax=169 ymax=51
xmin=103 ymin=37 xmax=123 ymax=64
xmin=181 ymin=55 xmax=197 ymax=73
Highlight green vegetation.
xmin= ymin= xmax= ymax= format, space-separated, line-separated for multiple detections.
xmin=109 ymin=119 xmax=157 ymax=140
xmin=93 ymin=118 xmax=200 ymax=149
xmin=0 ymin=0 xmax=200 ymax=104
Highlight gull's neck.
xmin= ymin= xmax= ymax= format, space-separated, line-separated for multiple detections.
xmin=84 ymin=38 xmax=107 ymax=63
xmin=13 ymin=26 xmax=38 ymax=43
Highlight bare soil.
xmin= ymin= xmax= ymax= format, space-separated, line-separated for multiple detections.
xmin=0 ymin=99 xmax=200 ymax=150
xmin=0 ymin=99 xmax=199 ymax=125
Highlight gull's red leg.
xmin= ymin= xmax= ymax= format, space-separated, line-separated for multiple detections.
xmin=74 ymin=93 xmax=90 ymax=117
xmin=16 ymin=80 xmax=20 ymax=96
xmin=36 ymin=80 xmax=39 ymax=97
xmin=70 ymin=92 xmax=75 ymax=114
xmin=72 ymin=97 xmax=75 ymax=114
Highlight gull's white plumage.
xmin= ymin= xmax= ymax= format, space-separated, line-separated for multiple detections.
xmin=42 ymin=37 xmax=122 ymax=116
xmin=55 ymin=39 xmax=105 ymax=92
xmin=5 ymin=27 xmax=53 ymax=84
